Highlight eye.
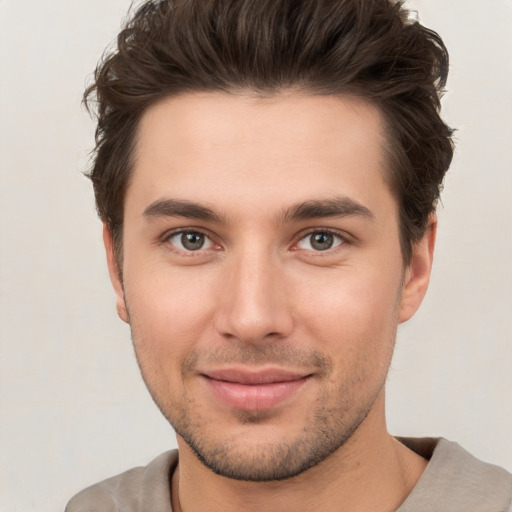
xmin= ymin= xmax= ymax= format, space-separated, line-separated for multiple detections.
xmin=296 ymin=230 xmax=344 ymax=251
xmin=167 ymin=230 xmax=215 ymax=252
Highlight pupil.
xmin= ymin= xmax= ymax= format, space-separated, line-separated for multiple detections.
xmin=312 ymin=233 xmax=333 ymax=250
xmin=182 ymin=232 xmax=204 ymax=250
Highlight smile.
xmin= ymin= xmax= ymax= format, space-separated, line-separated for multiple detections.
xmin=200 ymin=368 xmax=312 ymax=411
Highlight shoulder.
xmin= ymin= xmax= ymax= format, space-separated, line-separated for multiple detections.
xmin=65 ymin=450 xmax=178 ymax=512
xmin=398 ymin=437 xmax=512 ymax=511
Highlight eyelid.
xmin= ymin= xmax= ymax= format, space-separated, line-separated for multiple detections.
xmin=162 ymin=227 xmax=221 ymax=253
xmin=292 ymin=227 xmax=350 ymax=251
xmin=160 ymin=226 xmax=352 ymax=254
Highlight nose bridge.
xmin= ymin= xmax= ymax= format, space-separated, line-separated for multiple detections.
xmin=215 ymin=241 xmax=293 ymax=343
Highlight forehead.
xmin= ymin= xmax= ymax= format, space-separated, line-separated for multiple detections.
xmin=128 ymin=92 xmax=394 ymax=220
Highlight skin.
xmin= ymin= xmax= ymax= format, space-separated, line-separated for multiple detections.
xmin=104 ymin=92 xmax=436 ymax=512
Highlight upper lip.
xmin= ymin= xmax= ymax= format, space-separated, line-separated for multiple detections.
xmin=201 ymin=368 xmax=312 ymax=385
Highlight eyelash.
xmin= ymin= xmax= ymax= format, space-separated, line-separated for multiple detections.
xmin=163 ymin=228 xmax=219 ymax=255
xmin=294 ymin=228 xmax=347 ymax=253
xmin=162 ymin=227 xmax=349 ymax=255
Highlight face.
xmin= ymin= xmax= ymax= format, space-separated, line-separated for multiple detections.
xmin=105 ymin=92 xmax=433 ymax=481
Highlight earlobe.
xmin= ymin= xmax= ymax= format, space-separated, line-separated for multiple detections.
xmin=103 ymin=224 xmax=130 ymax=324
xmin=399 ymin=215 xmax=437 ymax=323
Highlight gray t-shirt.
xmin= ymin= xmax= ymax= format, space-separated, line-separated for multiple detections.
xmin=66 ymin=438 xmax=512 ymax=511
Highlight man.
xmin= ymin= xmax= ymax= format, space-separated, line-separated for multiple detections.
xmin=66 ymin=0 xmax=512 ymax=510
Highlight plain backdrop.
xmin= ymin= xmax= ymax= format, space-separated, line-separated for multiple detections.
xmin=1 ymin=0 xmax=511 ymax=510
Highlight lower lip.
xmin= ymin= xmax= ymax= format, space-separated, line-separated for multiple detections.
xmin=204 ymin=376 xmax=310 ymax=411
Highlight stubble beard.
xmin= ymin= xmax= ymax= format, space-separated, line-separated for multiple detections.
xmin=172 ymin=394 xmax=375 ymax=482
xmin=133 ymin=341 xmax=389 ymax=482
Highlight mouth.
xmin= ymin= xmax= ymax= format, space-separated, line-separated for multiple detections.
xmin=200 ymin=368 xmax=313 ymax=411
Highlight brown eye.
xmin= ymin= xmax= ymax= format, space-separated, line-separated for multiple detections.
xmin=297 ymin=231 xmax=343 ymax=251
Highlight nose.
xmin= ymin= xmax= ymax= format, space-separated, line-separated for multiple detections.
xmin=213 ymin=249 xmax=294 ymax=344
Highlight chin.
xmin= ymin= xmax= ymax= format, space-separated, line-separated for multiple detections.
xmin=171 ymin=401 xmax=370 ymax=482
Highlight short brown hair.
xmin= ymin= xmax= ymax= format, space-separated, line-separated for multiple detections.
xmin=84 ymin=0 xmax=454 ymax=263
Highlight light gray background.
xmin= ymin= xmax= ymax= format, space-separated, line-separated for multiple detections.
xmin=1 ymin=0 xmax=511 ymax=510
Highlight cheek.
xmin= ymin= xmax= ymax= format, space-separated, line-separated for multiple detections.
xmin=124 ymin=265 xmax=220 ymax=363
xmin=293 ymin=264 xmax=402 ymax=361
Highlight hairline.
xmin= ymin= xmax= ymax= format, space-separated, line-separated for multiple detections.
xmin=110 ymin=88 xmax=419 ymax=271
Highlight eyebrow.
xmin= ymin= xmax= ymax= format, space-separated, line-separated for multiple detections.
xmin=143 ymin=196 xmax=373 ymax=224
xmin=279 ymin=196 xmax=374 ymax=223
xmin=143 ymin=199 xmax=223 ymax=223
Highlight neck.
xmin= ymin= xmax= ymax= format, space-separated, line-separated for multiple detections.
xmin=171 ymin=394 xmax=427 ymax=512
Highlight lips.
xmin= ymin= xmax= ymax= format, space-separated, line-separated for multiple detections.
xmin=201 ymin=368 xmax=312 ymax=411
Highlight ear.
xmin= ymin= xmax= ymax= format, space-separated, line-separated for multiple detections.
xmin=399 ymin=215 xmax=437 ymax=323
xmin=103 ymin=223 xmax=130 ymax=324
